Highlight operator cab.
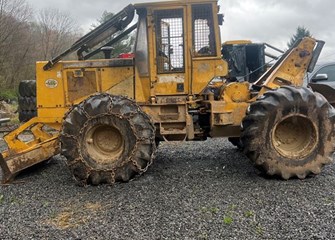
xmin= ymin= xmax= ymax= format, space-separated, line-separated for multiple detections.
xmin=134 ymin=0 xmax=228 ymax=99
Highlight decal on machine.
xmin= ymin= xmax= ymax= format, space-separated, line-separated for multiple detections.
xmin=45 ymin=79 xmax=58 ymax=89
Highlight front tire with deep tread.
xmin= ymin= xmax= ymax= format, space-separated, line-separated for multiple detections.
xmin=60 ymin=94 xmax=156 ymax=185
xmin=228 ymin=137 xmax=243 ymax=150
xmin=241 ymin=86 xmax=335 ymax=179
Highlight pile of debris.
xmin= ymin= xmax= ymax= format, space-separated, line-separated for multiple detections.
xmin=0 ymin=101 xmax=16 ymax=119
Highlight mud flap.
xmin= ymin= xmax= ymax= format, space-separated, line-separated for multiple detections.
xmin=0 ymin=137 xmax=59 ymax=183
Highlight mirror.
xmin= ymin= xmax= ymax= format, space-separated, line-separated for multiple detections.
xmin=312 ymin=73 xmax=328 ymax=82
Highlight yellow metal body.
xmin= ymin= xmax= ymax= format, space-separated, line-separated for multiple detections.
xmin=0 ymin=0 xmax=320 ymax=182
xmin=256 ymin=37 xmax=317 ymax=96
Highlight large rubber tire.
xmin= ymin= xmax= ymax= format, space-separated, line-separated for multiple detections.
xmin=28 ymin=80 xmax=36 ymax=97
xmin=18 ymin=96 xmax=28 ymax=110
xmin=18 ymin=110 xmax=28 ymax=122
xmin=18 ymin=80 xmax=36 ymax=97
xmin=241 ymin=86 xmax=335 ymax=179
xmin=228 ymin=137 xmax=243 ymax=150
xmin=18 ymin=110 xmax=37 ymax=122
xmin=18 ymin=96 xmax=36 ymax=111
xmin=18 ymin=80 xmax=37 ymax=122
xmin=60 ymin=94 xmax=156 ymax=185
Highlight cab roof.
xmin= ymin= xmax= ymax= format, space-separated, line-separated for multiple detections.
xmin=134 ymin=0 xmax=218 ymax=9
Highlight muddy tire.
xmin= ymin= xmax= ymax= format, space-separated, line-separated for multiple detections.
xmin=241 ymin=86 xmax=335 ymax=179
xmin=60 ymin=94 xmax=156 ymax=185
xmin=228 ymin=137 xmax=243 ymax=150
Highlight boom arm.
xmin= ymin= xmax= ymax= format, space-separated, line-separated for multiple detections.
xmin=254 ymin=37 xmax=324 ymax=93
xmin=43 ymin=4 xmax=135 ymax=70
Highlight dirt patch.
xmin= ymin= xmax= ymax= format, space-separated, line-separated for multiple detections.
xmin=45 ymin=201 xmax=105 ymax=230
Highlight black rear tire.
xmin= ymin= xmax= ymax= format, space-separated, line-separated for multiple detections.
xmin=18 ymin=110 xmax=37 ymax=122
xmin=18 ymin=96 xmax=36 ymax=111
xmin=19 ymin=80 xmax=35 ymax=97
xmin=228 ymin=137 xmax=243 ymax=150
xmin=28 ymin=80 xmax=36 ymax=97
xmin=241 ymin=86 xmax=335 ymax=179
xmin=18 ymin=80 xmax=37 ymax=122
xmin=60 ymin=94 xmax=156 ymax=185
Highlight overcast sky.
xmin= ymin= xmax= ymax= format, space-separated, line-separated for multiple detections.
xmin=26 ymin=0 xmax=335 ymax=62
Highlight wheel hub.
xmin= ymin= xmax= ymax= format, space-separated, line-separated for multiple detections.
xmin=272 ymin=115 xmax=318 ymax=159
xmin=86 ymin=125 xmax=124 ymax=164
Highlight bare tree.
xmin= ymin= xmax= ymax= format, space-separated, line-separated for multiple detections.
xmin=0 ymin=0 xmax=32 ymax=88
xmin=0 ymin=0 xmax=31 ymax=46
xmin=0 ymin=1 xmax=80 ymax=92
xmin=36 ymin=8 xmax=78 ymax=60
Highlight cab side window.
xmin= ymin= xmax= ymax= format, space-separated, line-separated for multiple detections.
xmin=154 ymin=9 xmax=185 ymax=73
xmin=192 ymin=4 xmax=216 ymax=56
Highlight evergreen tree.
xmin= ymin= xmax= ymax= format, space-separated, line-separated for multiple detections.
xmin=91 ymin=11 xmax=135 ymax=58
xmin=287 ymin=26 xmax=312 ymax=48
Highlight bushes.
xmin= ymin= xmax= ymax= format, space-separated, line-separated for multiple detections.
xmin=0 ymin=89 xmax=17 ymax=102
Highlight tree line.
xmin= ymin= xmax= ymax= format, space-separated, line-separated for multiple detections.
xmin=0 ymin=0 xmax=79 ymax=97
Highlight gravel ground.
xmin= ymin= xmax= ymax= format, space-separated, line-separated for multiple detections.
xmin=1 ymin=138 xmax=335 ymax=240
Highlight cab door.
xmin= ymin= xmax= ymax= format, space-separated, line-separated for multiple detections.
xmin=151 ymin=8 xmax=188 ymax=95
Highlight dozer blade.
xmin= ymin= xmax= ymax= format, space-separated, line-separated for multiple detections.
xmin=0 ymin=117 xmax=61 ymax=183
xmin=0 ymin=136 xmax=59 ymax=183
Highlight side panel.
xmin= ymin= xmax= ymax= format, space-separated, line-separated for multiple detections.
xmin=192 ymin=58 xmax=227 ymax=94
xmin=65 ymin=69 xmax=98 ymax=102
xmin=36 ymin=60 xmax=135 ymax=119
xmin=36 ymin=62 xmax=67 ymax=120
xmin=36 ymin=62 xmax=65 ymax=109
xmin=100 ymin=67 xmax=134 ymax=98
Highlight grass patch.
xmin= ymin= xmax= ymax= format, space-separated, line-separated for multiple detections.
xmin=200 ymin=206 xmax=220 ymax=214
xmin=244 ymin=210 xmax=254 ymax=218
xmin=223 ymin=215 xmax=233 ymax=225
xmin=324 ymin=197 xmax=333 ymax=205
xmin=9 ymin=196 xmax=23 ymax=205
xmin=229 ymin=204 xmax=237 ymax=211
xmin=0 ymin=89 xmax=17 ymax=102
xmin=255 ymin=224 xmax=264 ymax=235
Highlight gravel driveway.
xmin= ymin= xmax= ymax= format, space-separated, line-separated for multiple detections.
xmin=1 ymin=138 xmax=335 ymax=239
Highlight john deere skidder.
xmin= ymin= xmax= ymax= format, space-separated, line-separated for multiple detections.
xmin=1 ymin=0 xmax=334 ymax=185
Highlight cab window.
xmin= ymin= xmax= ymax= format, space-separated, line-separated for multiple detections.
xmin=154 ymin=9 xmax=185 ymax=74
xmin=192 ymin=4 xmax=216 ymax=56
